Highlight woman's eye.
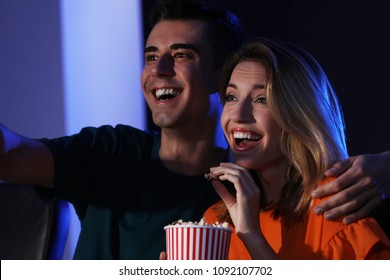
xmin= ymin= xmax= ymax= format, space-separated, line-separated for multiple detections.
xmin=224 ymin=94 xmax=237 ymax=102
xmin=255 ymin=96 xmax=267 ymax=104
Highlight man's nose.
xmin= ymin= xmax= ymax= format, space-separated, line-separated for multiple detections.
xmin=152 ymin=54 xmax=174 ymax=77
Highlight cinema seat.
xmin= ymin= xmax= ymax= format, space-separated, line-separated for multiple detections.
xmin=0 ymin=183 xmax=70 ymax=259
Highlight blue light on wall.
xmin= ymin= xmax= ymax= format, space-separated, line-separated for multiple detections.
xmin=59 ymin=0 xmax=145 ymax=259
xmin=60 ymin=0 xmax=145 ymax=134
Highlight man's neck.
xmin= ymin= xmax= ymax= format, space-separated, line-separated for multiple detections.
xmin=159 ymin=123 xmax=227 ymax=176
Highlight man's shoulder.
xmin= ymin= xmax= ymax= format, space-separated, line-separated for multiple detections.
xmin=113 ymin=124 xmax=160 ymax=139
xmin=86 ymin=124 xmax=160 ymax=145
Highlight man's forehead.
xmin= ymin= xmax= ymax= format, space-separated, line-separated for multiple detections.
xmin=146 ymin=20 xmax=209 ymax=47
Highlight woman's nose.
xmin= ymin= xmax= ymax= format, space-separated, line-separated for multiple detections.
xmin=231 ymin=101 xmax=254 ymax=123
xmin=151 ymin=54 xmax=175 ymax=77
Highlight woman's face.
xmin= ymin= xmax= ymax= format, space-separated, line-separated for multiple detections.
xmin=221 ymin=60 xmax=286 ymax=171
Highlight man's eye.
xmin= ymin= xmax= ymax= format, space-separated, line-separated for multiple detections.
xmin=145 ymin=55 xmax=158 ymax=62
xmin=255 ymin=96 xmax=267 ymax=104
xmin=225 ymin=94 xmax=237 ymax=102
xmin=173 ymin=52 xmax=192 ymax=59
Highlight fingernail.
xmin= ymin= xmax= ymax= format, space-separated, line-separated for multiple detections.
xmin=327 ymin=167 xmax=337 ymax=172
xmin=314 ymin=207 xmax=323 ymax=215
xmin=344 ymin=217 xmax=352 ymax=224
xmin=324 ymin=212 xmax=334 ymax=220
xmin=311 ymin=191 xmax=319 ymax=198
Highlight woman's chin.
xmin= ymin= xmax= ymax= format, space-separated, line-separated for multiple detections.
xmin=232 ymin=156 xmax=259 ymax=170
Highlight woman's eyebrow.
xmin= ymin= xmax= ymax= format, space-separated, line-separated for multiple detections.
xmin=253 ymin=84 xmax=265 ymax=89
xmin=227 ymin=83 xmax=238 ymax=89
xmin=227 ymin=83 xmax=265 ymax=89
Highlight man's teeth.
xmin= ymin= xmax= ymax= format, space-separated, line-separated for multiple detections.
xmin=233 ymin=131 xmax=261 ymax=140
xmin=155 ymin=88 xmax=180 ymax=99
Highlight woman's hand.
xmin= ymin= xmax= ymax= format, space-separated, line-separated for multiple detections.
xmin=210 ymin=162 xmax=261 ymax=235
xmin=311 ymin=151 xmax=390 ymax=224
xmin=209 ymin=162 xmax=278 ymax=259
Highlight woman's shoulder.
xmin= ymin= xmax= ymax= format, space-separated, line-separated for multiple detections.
xmin=309 ymin=196 xmax=390 ymax=259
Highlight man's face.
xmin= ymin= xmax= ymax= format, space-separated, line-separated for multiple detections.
xmin=141 ymin=20 xmax=220 ymax=130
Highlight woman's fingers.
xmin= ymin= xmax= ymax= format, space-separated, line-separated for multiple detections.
xmin=211 ymin=179 xmax=236 ymax=209
xmin=209 ymin=163 xmax=261 ymax=234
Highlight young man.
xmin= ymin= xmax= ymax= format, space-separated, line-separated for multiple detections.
xmin=0 ymin=0 xmax=389 ymax=259
xmin=0 ymin=0 xmax=245 ymax=259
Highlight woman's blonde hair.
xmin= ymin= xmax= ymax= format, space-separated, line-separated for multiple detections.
xmin=219 ymin=37 xmax=348 ymax=223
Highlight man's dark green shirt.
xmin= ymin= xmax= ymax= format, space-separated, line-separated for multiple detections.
xmin=39 ymin=125 xmax=219 ymax=259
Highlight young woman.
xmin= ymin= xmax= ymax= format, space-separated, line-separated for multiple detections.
xmin=204 ymin=38 xmax=390 ymax=259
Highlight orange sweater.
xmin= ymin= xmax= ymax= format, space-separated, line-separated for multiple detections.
xmin=204 ymin=181 xmax=390 ymax=259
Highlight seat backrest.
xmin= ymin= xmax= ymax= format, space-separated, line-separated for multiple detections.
xmin=0 ymin=183 xmax=70 ymax=259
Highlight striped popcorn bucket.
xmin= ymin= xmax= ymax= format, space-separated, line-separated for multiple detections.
xmin=164 ymin=225 xmax=232 ymax=260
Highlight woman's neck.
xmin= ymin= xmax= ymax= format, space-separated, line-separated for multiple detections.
xmin=254 ymin=159 xmax=290 ymax=205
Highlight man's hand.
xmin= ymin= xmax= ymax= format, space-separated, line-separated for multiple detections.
xmin=159 ymin=251 xmax=167 ymax=260
xmin=311 ymin=152 xmax=390 ymax=224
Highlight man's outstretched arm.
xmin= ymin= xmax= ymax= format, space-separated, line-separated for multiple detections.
xmin=0 ymin=123 xmax=54 ymax=188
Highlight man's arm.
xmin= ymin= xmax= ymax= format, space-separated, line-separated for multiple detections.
xmin=0 ymin=123 xmax=54 ymax=188
xmin=311 ymin=151 xmax=390 ymax=224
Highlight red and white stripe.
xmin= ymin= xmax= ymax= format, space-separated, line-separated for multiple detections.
xmin=164 ymin=225 xmax=232 ymax=260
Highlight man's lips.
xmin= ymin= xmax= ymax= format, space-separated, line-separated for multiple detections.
xmin=154 ymin=88 xmax=182 ymax=101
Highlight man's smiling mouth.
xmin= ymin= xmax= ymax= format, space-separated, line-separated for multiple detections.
xmin=155 ymin=88 xmax=182 ymax=100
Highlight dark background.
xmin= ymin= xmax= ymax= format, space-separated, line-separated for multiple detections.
xmin=142 ymin=0 xmax=390 ymax=156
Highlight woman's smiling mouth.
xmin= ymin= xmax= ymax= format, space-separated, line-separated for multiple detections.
xmin=231 ymin=128 xmax=262 ymax=151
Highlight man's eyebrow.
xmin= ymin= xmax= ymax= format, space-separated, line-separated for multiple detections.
xmin=170 ymin=43 xmax=200 ymax=53
xmin=144 ymin=46 xmax=157 ymax=54
xmin=144 ymin=44 xmax=200 ymax=54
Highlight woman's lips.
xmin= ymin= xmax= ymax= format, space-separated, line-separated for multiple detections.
xmin=231 ymin=128 xmax=262 ymax=151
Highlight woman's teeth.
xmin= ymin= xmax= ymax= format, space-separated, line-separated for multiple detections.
xmin=233 ymin=131 xmax=261 ymax=141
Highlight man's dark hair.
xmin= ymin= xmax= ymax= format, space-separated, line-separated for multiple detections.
xmin=148 ymin=0 xmax=246 ymax=67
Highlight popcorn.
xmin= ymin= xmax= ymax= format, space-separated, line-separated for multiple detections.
xmin=169 ymin=218 xmax=230 ymax=228
xmin=204 ymin=172 xmax=217 ymax=181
